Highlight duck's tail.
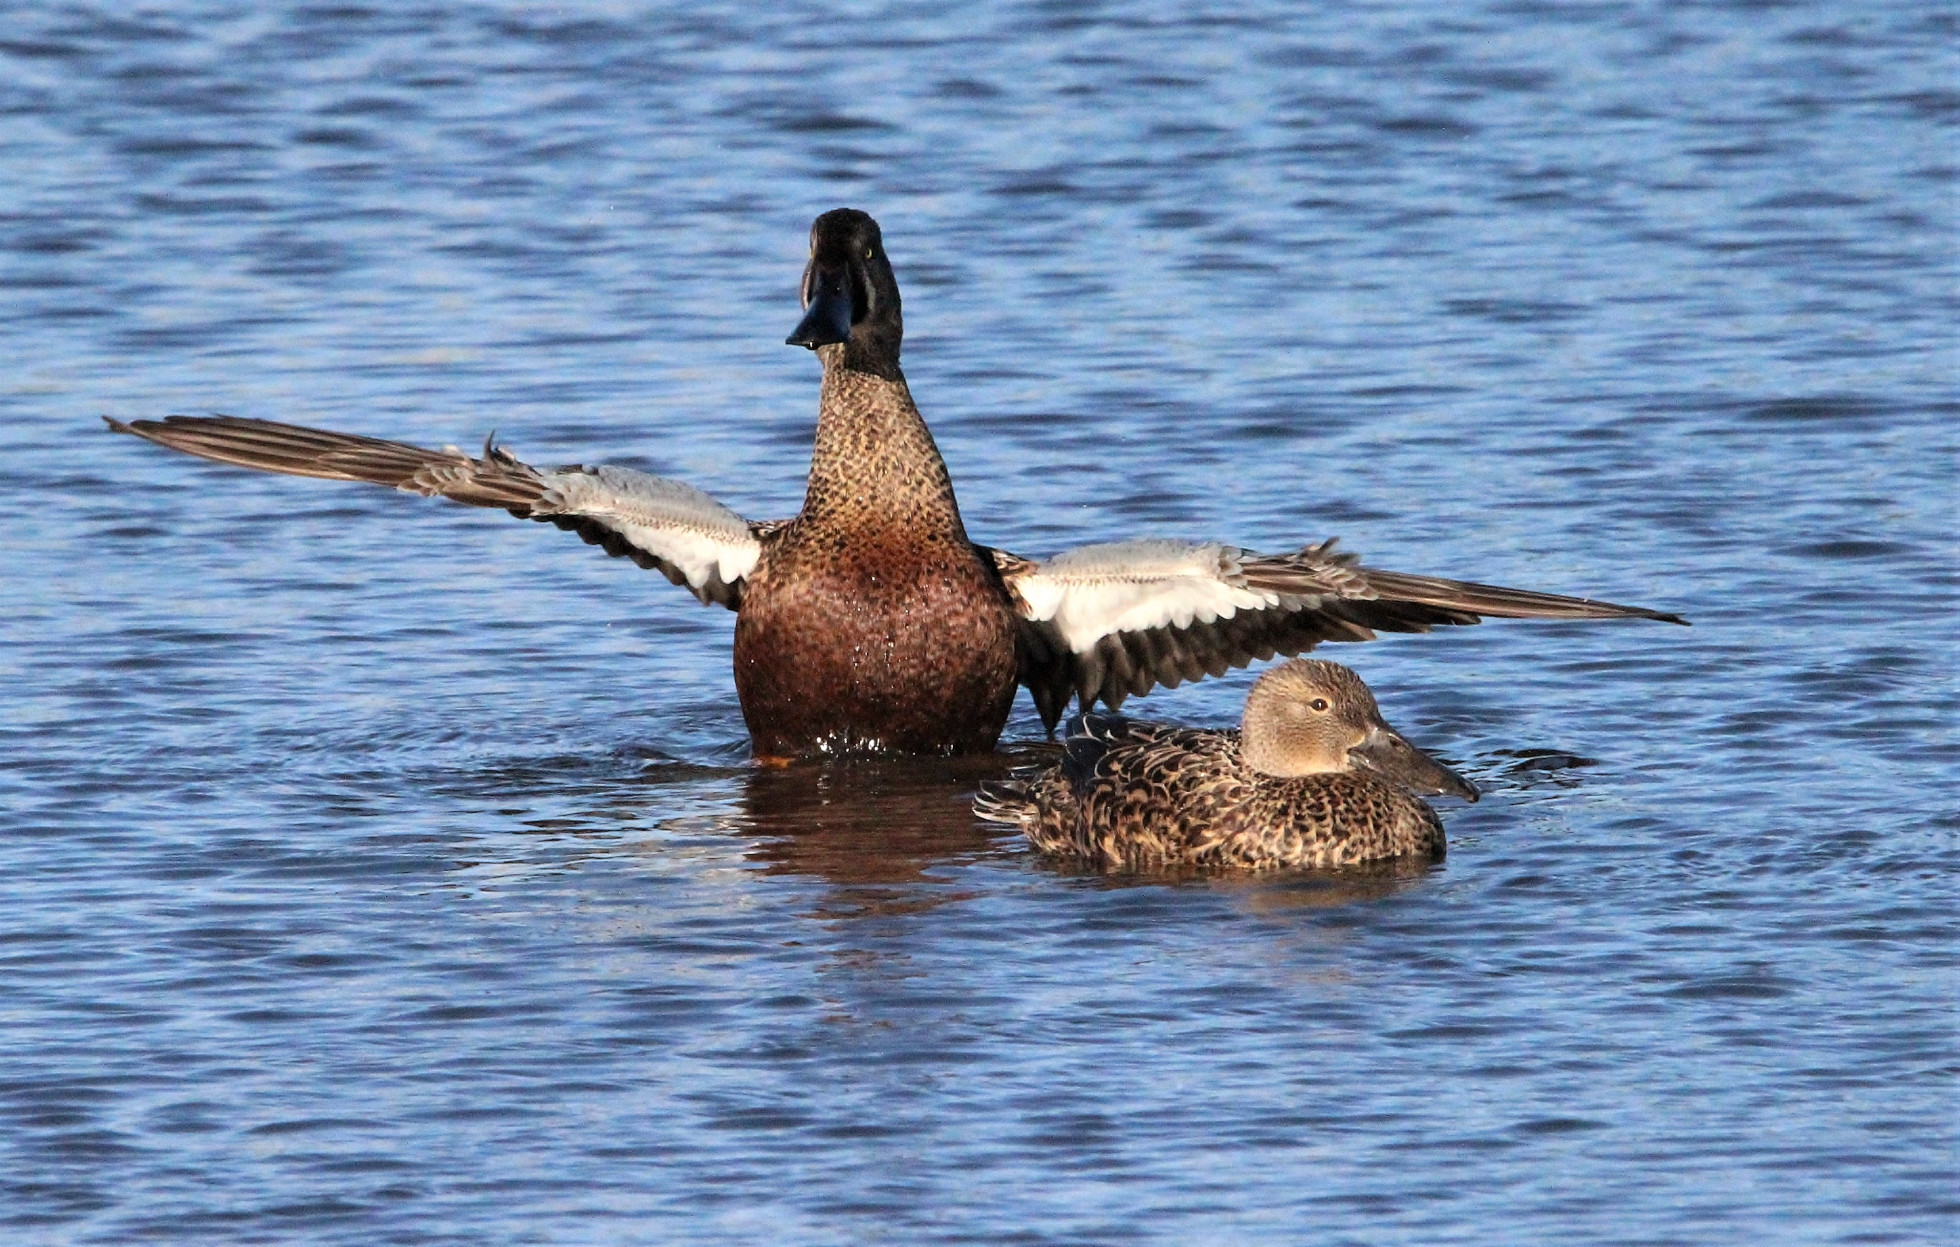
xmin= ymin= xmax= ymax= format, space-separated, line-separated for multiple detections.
xmin=973 ymin=779 xmax=1037 ymax=828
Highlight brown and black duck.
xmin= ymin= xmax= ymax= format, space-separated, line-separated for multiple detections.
xmin=106 ymin=208 xmax=1684 ymax=760
xmin=975 ymin=659 xmax=1475 ymax=870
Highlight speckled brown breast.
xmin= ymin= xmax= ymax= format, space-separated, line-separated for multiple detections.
xmin=733 ymin=325 xmax=1022 ymax=758
xmin=733 ymin=523 xmax=1019 ymax=757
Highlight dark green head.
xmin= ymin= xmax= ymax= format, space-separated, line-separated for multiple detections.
xmin=786 ymin=208 xmax=903 ymax=368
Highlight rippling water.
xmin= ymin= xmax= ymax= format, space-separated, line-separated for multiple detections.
xmin=3 ymin=2 xmax=1955 ymax=1243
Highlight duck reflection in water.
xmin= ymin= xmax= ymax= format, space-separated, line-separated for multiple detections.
xmin=458 ymin=739 xmax=1443 ymax=915
xmin=734 ymin=753 xmax=1027 ymax=900
xmin=627 ymin=741 xmax=1449 ymax=910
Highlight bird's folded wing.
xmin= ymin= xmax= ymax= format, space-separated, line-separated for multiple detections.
xmin=990 ymin=537 xmax=1685 ymax=730
xmin=106 ymin=415 xmax=768 ymax=608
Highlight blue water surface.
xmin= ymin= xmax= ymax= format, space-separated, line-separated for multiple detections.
xmin=1 ymin=2 xmax=1954 ymax=1243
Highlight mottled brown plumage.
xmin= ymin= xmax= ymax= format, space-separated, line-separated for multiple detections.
xmin=976 ymin=660 xmax=1474 ymax=870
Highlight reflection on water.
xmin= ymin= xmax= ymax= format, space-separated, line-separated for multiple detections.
xmin=733 ymin=755 xmax=1019 ymax=891
xmin=640 ymin=750 xmax=1439 ymax=909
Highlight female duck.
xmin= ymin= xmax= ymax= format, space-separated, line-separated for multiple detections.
xmin=976 ymin=660 xmax=1478 ymax=870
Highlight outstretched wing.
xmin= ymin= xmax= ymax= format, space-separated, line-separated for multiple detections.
xmin=106 ymin=415 xmax=770 ymax=608
xmin=990 ymin=538 xmax=1686 ymax=731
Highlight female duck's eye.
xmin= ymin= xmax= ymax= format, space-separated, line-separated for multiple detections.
xmin=866 ymin=247 xmax=875 ymax=258
xmin=1309 ymin=698 xmax=1329 ymax=712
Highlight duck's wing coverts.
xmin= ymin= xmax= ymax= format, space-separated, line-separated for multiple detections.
xmin=106 ymin=415 xmax=767 ymax=608
xmin=990 ymin=538 xmax=1685 ymax=731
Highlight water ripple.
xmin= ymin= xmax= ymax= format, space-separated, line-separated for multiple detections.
xmin=2 ymin=1 xmax=1953 ymax=1244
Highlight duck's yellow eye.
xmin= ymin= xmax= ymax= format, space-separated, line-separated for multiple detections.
xmin=866 ymin=247 xmax=875 ymax=258
xmin=1310 ymin=698 xmax=1329 ymax=712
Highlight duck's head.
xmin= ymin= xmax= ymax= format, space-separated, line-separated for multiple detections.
xmin=1240 ymin=660 xmax=1479 ymax=801
xmin=786 ymin=208 xmax=902 ymax=363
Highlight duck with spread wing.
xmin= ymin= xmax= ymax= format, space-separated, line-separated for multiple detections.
xmin=108 ymin=208 xmax=1684 ymax=760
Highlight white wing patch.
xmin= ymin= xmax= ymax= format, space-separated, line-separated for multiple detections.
xmin=537 ymin=465 xmax=761 ymax=592
xmin=1008 ymin=539 xmax=1284 ymax=653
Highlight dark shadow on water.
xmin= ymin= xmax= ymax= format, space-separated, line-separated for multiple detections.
xmin=440 ymin=741 xmax=1444 ymax=913
xmin=732 ymin=752 xmax=1026 ymax=888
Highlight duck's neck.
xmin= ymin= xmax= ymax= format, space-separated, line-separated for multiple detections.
xmin=800 ymin=344 xmax=968 ymax=539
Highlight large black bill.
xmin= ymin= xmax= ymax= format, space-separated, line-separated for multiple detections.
xmin=786 ymin=270 xmax=854 ymax=348
xmin=1350 ymin=729 xmax=1480 ymax=802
